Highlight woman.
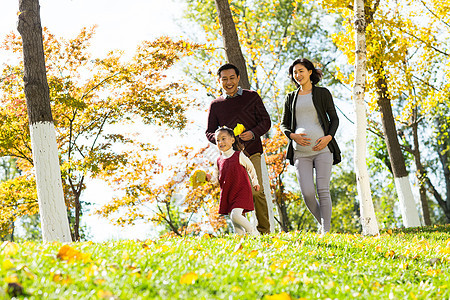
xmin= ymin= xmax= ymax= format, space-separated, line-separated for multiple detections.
xmin=281 ymin=58 xmax=341 ymax=234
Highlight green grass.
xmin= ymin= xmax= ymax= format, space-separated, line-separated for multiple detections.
xmin=1 ymin=225 xmax=449 ymax=300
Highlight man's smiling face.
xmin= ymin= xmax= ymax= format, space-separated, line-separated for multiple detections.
xmin=218 ymin=68 xmax=240 ymax=97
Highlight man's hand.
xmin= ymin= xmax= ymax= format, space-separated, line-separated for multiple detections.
xmin=239 ymin=131 xmax=254 ymax=141
xmin=254 ymin=184 xmax=260 ymax=191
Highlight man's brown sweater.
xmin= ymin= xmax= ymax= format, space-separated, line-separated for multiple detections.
xmin=206 ymin=89 xmax=271 ymax=156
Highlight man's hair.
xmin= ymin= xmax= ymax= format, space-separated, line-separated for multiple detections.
xmin=217 ymin=63 xmax=240 ymax=77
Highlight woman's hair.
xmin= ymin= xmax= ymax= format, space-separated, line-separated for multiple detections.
xmin=288 ymin=58 xmax=323 ymax=87
xmin=215 ymin=126 xmax=238 ymax=150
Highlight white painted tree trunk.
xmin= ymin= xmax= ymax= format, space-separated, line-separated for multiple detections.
xmin=354 ymin=0 xmax=379 ymax=235
xmin=394 ymin=176 xmax=422 ymax=227
xmin=18 ymin=0 xmax=72 ymax=242
xmin=260 ymin=154 xmax=276 ymax=233
xmin=30 ymin=122 xmax=72 ymax=242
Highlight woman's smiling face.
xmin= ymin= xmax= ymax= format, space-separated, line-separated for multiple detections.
xmin=293 ymin=63 xmax=312 ymax=86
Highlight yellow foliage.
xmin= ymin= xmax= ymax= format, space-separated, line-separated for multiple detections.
xmin=189 ymin=170 xmax=207 ymax=189
xmin=233 ymin=123 xmax=246 ymax=136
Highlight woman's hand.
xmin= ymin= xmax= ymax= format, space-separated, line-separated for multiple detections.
xmin=312 ymin=135 xmax=332 ymax=151
xmin=254 ymin=184 xmax=260 ymax=191
xmin=290 ymin=133 xmax=311 ymax=146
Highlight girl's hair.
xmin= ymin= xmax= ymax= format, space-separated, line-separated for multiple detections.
xmin=215 ymin=126 xmax=238 ymax=151
xmin=288 ymin=58 xmax=323 ymax=87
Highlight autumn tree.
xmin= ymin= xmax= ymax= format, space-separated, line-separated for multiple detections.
xmin=0 ymin=157 xmax=32 ymax=240
xmin=386 ymin=0 xmax=450 ymax=223
xmin=0 ymin=26 xmax=201 ymax=240
xmin=95 ymin=145 xmax=225 ymax=236
xmin=323 ymin=1 xmax=438 ymax=227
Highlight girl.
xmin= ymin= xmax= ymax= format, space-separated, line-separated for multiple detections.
xmin=209 ymin=126 xmax=260 ymax=236
xmin=281 ymin=58 xmax=341 ymax=234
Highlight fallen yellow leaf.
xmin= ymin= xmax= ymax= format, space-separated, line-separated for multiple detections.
xmin=2 ymin=259 xmax=15 ymax=270
xmin=281 ymin=273 xmax=297 ymax=285
xmin=122 ymin=251 xmax=130 ymax=261
xmin=384 ymin=250 xmax=395 ymax=258
xmin=57 ymin=244 xmax=90 ymax=263
xmin=425 ymin=269 xmax=441 ymax=276
xmin=248 ymin=250 xmax=258 ymax=258
xmin=97 ymin=290 xmax=114 ymax=299
xmin=52 ymin=273 xmax=72 ymax=285
xmin=4 ymin=275 xmax=19 ymax=284
xmin=231 ymin=286 xmax=241 ymax=292
xmin=180 ymin=272 xmax=198 ymax=285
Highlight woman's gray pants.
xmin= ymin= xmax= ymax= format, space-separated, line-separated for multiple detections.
xmin=294 ymin=151 xmax=333 ymax=233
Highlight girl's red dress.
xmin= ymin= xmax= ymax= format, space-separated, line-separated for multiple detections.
xmin=217 ymin=151 xmax=255 ymax=215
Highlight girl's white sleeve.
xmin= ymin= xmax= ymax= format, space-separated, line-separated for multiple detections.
xmin=239 ymin=152 xmax=259 ymax=187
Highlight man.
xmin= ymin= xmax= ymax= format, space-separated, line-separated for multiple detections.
xmin=206 ymin=63 xmax=271 ymax=234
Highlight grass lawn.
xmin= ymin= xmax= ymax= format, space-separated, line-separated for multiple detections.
xmin=1 ymin=225 xmax=449 ymax=299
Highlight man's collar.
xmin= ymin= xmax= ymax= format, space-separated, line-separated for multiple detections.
xmin=223 ymin=87 xmax=243 ymax=99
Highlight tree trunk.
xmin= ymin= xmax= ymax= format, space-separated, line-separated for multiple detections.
xmin=435 ymin=118 xmax=450 ymax=222
xmin=353 ymin=0 xmax=379 ymax=235
xmin=214 ymin=0 xmax=250 ymax=89
xmin=411 ymin=108 xmax=431 ymax=225
xmin=375 ymin=68 xmax=421 ymax=228
xmin=74 ymin=194 xmax=82 ymax=241
xmin=274 ymin=185 xmax=290 ymax=232
xmin=17 ymin=0 xmax=72 ymax=242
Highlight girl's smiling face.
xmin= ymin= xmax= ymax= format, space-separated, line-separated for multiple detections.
xmin=215 ymin=130 xmax=235 ymax=152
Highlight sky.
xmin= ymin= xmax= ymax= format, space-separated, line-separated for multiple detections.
xmin=1 ymin=0 xmax=185 ymax=57
xmin=1 ymin=0 xmax=207 ymax=241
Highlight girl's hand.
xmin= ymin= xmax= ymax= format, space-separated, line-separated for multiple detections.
xmin=290 ymin=133 xmax=311 ymax=146
xmin=254 ymin=184 xmax=260 ymax=191
xmin=206 ymin=174 xmax=212 ymax=181
xmin=312 ymin=135 xmax=332 ymax=151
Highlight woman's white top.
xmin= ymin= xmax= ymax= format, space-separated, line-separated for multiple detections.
xmin=293 ymin=92 xmax=331 ymax=157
